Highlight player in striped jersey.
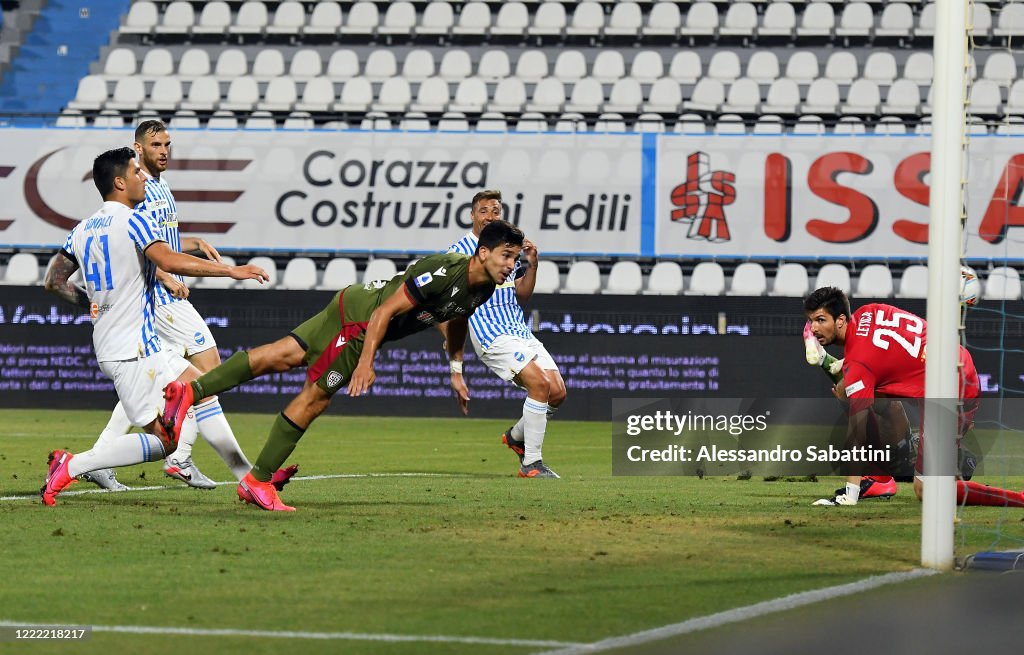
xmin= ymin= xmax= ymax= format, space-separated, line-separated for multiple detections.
xmin=40 ymin=147 xmax=269 ymax=506
xmin=80 ymin=121 xmax=293 ymax=492
xmin=447 ymin=190 xmax=564 ymax=478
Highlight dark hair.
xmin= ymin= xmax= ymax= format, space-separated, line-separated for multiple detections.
xmin=93 ymin=147 xmax=136 ymax=198
xmin=134 ymin=119 xmax=167 ymax=143
xmin=476 ymin=220 xmax=524 ymax=253
xmin=471 ymin=189 xmax=502 ymax=210
xmin=803 ymin=286 xmax=851 ymax=321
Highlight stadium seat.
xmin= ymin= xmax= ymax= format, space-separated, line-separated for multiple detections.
xmin=903 ymin=52 xmax=934 ymax=85
xmin=515 ymin=112 xmax=549 ymax=133
xmin=220 ymin=77 xmax=260 ymax=112
xmin=534 ymin=260 xmax=561 ymax=293
xmin=834 ymin=116 xmax=867 ymax=135
xmin=815 ymin=264 xmax=852 ymax=293
xmin=825 ymin=52 xmax=859 ymax=86
xmin=478 ymin=50 xmax=511 ymax=81
xmin=802 ymin=79 xmax=840 ymax=116
xmin=759 ymin=2 xmax=796 ymax=38
xmin=317 ymin=258 xmax=358 ymax=291
xmin=605 ymin=2 xmax=642 ymax=39
xmin=594 ymin=113 xmax=627 ymax=133
xmin=67 ymin=75 xmax=108 ymax=111
xmin=363 ymin=258 xmax=398 ymax=284
xmin=141 ymin=49 xmax=174 ymax=79
xmin=56 ymin=111 xmax=87 ymax=128
xmin=215 ymin=49 xmax=248 ymax=80
xmin=685 ymin=262 xmax=726 ymax=296
xmin=364 ymin=50 xmax=397 ymax=82
xmin=2 ymin=253 xmax=39 ymax=285
xmin=983 ymin=52 xmax=1018 ymax=87
xmin=841 ymin=79 xmax=881 ymax=115
xmin=996 ymin=115 xmax=1024 ymax=135
xmin=103 ymin=48 xmax=137 ymax=77
xmin=969 ymin=80 xmax=1003 ymax=116
xmin=402 ymin=49 xmax=436 ymax=82
xmin=452 ymin=1 xmax=491 ymax=38
xmin=983 ymin=267 xmax=1022 ymax=300
xmin=244 ymin=111 xmax=276 ymax=129
xmin=604 ymin=261 xmax=643 ymax=295
xmin=566 ymin=1 xmax=605 ymax=39
xmin=477 ymin=112 xmax=508 ymax=132
xmin=266 ymin=1 xmax=305 ymax=35
xmin=895 ymin=265 xmax=928 ymax=298
xmin=674 ymin=113 xmax=707 ymax=135
xmin=720 ymin=2 xmax=756 ymax=40
xmin=121 ymin=1 xmax=158 ymax=35
xmin=630 ymin=51 xmax=665 ymax=84
xmin=746 ymin=52 xmax=780 ymax=85
xmin=564 ymin=77 xmax=604 ymax=113
xmin=605 ymin=78 xmax=643 ymax=114
xmin=207 ymin=111 xmax=239 ymax=130
xmin=707 ymin=51 xmax=741 ymax=84
xmin=410 ymin=77 xmax=450 ymax=113
xmin=793 ymin=115 xmax=825 ymax=136
xmin=257 ymin=77 xmax=297 ymax=112
xmin=178 ymin=49 xmax=211 ymax=80
xmin=554 ymin=51 xmax=587 ymax=83
xmin=797 ymin=2 xmax=835 ymax=38
xmin=593 ymin=51 xmax=626 ymax=84
xmin=679 ymin=2 xmax=719 ymax=42
xmin=289 ymin=50 xmax=323 ymax=80
xmin=683 ymin=78 xmax=724 ymax=112
xmin=634 ymin=114 xmax=666 ymax=133
xmin=106 ymin=77 xmax=145 ymax=111
xmin=993 ymin=3 xmax=1024 ymax=38
xmin=644 ymin=78 xmax=683 ymax=113
xmin=378 ymin=1 xmax=416 ymax=36
xmin=193 ymin=1 xmax=231 ymax=36
xmin=398 ymin=111 xmax=429 ymax=131
xmin=515 ymin=50 xmax=550 ymax=83
xmin=334 ymin=77 xmax=373 ymax=112
xmin=784 ymin=51 xmax=819 ymax=84
xmin=875 ymin=116 xmax=909 ymax=135
xmin=492 ymin=2 xmax=529 ymax=38
xmin=727 ymin=262 xmax=767 ymax=296
xmin=770 ymin=263 xmax=810 ymax=297
xmin=554 ymin=112 xmax=587 ymax=132
xmin=643 ymin=1 xmax=681 ymax=39
xmin=326 ymin=50 xmax=360 ymax=81
xmin=143 ymin=77 xmax=183 ymax=112
xmin=915 ymin=2 xmax=937 ymax=38
xmin=835 ymin=2 xmax=873 ymax=41
xmin=230 ymin=1 xmax=269 ymax=37
xmin=372 ymin=78 xmax=412 ymax=113
xmin=762 ymin=78 xmax=800 ymax=115
xmin=882 ymin=80 xmax=921 ymax=116
xmin=180 ymin=76 xmax=220 ymax=111
xmin=279 ymin=258 xmax=318 ymax=290
xmin=526 ymin=78 xmax=566 ymax=113
xmin=94 ymin=110 xmax=125 ymax=128
xmin=645 ymin=262 xmax=684 ymax=295
xmin=155 ymin=1 xmax=194 ymax=35
xmin=340 ymin=2 xmax=379 ymax=38
xmin=169 ymin=110 xmax=199 ymax=129
xmin=752 ymin=115 xmax=784 ymax=135
xmin=450 ymin=78 xmax=488 ymax=113
xmin=875 ymin=3 xmax=914 ymax=41
xmin=252 ymin=50 xmax=286 ymax=81
xmin=721 ymin=78 xmax=761 ymax=114
xmin=563 ymin=261 xmax=601 ymax=294
xmin=854 ymin=264 xmax=894 ymax=298
xmin=864 ymin=52 xmax=898 ymax=86
xmin=439 ymin=50 xmax=473 ymax=82
xmin=417 ymin=1 xmax=454 ymax=38
xmin=529 ymin=2 xmax=567 ymax=40
xmin=304 ymin=1 xmax=342 ymax=36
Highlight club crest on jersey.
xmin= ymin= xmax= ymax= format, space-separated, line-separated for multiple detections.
xmin=364 ymin=279 xmax=387 ymax=290
xmin=514 ymin=352 xmax=526 ymax=362
xmin=194 ymin=332 xmax=205 ymax=345
xmin=415 ymin=272 xmax=433 ymax=288
xmin=326 ymin=371 xmax=344 ymax=389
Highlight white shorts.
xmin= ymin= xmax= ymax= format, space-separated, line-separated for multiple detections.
xmin=470 ymin=332 xmax=558 ymax=383
xmin=155 ymin=300 xmax=216 ymax=357
xmin=99 ymin=350 xmax=190 ymax=427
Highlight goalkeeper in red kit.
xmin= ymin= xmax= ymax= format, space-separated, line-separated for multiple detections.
xmin=802 ymin=287 xmax=1024 ymax=508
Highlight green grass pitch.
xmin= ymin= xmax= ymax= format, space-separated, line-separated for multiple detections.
xmin=1 ymin=409 xmax=1021 ymax=654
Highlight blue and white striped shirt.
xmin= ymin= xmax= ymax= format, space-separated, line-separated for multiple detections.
xmin=63 ymin=200 xmax=163 ymax=361
xmin=448 ymin=232 xmax=533 ymax=349
xmin=137 ymin=172 xmax=181 ymax=306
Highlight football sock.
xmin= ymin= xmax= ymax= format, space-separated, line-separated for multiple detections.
xmin=93 ymin=402 xmax=133 ymax=447
xmin=521 ymin=398 xmax=549 ymax=466
xmin=820 ymin=353 xmax=843 ymax=384
xmin=251 ymin=413 xmax=304 ymax=483
xmin=69 ymin=432 xmax=167 ymax=476
xmin=191 ymin=351 xmax=253 ymax=400
xmin=168 ymin=411 xmax=198 ymax=462
xmin=510 ymin=417 xmax=525 ymax=440
xmin=845 ymin=482 xmax=861 ymax=502
xmin=194 ymin=397 xmax=251 ymax=480
xmin=956 ymin=480 xmax=1024 ymax=507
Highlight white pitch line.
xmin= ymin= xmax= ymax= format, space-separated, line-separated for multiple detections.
xmin=537 ymin=568 xmax=939 ymax=655
xmin=0 ymin=472 xmax=459 ymax=502
xmin=0 ymin=621 xmax=582 ymax=649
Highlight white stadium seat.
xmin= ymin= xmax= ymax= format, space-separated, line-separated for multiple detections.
xmin=685 ymin=262 xmax=726 ymax=296
xmin=896 ymin=265 xmax=929 ymax=299
xmin=2 ymin=253 xmax=39 ymax=285
xmin=279 ymin=258 xmax=318 ymax=290
xmin=604 ymin=261 xmax=643 ymax=295
xmin=984 ymin=267 xmax=1022 ymax=300
xmin=563 ymin=261 xmax=601 ymax=294
xmin=727 ymin=263 xmax=767 ymax=296
xmin=645 ymin=262 xmax=684 ymax=295
xmin=193 ymin=1 xmax=231 ymax=35
xmin=855 ymin=265 xmax=894 ymax=298
xmin=815 ymin=264 xmax=852 ymax=293
xmin=229 ymin=1 xmax=269 ymax=36
xmin=266 ymin=1 xmax=305 ymax=35
xmin=534 ymin=260 xmax=561 ymax=293
xmin=363 ymin=259 xmax=398 ymax=284
xmin=304 ymin=1 xmax=342 ymax=36
xmin=317 ymin=258 xmax=359 ymax=291
xmin=770 ymin=263 xmax=809 ymax=297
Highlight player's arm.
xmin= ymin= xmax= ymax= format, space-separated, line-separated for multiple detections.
xmin=445 ymin=316 xmax=471 ymax=415
xmin=179 ymin=236 xmax=222 ymax=262
xmin=515 ymin=238 xmax=538 ymax=306
xmin=43 ymin=251 xmax=89 ymax=308
xmin=348 ymin=284 xmax=418 ymax=397
xmin=144 ymin=241 xmax=268 ymax=282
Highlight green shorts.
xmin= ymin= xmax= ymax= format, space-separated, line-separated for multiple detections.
xmin=290 ymin=288 xmax=370 ymax=396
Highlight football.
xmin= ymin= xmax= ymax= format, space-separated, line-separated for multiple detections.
xmin=960 ymin=265 xmax=981 ymax=306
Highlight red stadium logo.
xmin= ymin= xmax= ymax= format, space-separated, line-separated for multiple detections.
xmin=669 ymin=151 xmax=737 ymax=243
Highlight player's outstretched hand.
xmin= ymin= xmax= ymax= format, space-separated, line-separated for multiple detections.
xmin=158 ymin=270 xmax=190 ymax=299
xmin=522 ymin=238 xmax=539 ymax=265
xmin=348 ymin=362 xmax=375 ymax=397
xmin=450 ymin=372 xmax=470 ymax=415
xmin=230 ymin=264 xmax=270 ymax=283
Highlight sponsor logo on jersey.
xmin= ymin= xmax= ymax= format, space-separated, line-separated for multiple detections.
xmin=364 ymin=279 xmax=387 ymax=290
xmin=326 ymin=371 xmax=343 ymax=389
xmin=845 ymin=379 xmax=866 ymax=396
xmin=415 ymin=272 xmax=433 ymax=288
xmin=148 ymin=199 xmax=170 ymax=211
xmin=335 ymin=334 xmax=347 ymax=348
xmin=514 ymin=352 xmax=525 ymax=362
xmin=450 ymin=286 xmax=459 ymax=296
xmin=434 ymin=266 xmax=447 ymax=277
xmin=194 ymin=332 xmax=205 ymax=345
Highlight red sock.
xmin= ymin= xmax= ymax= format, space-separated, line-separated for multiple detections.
xmin=956 ymin=480 xmax=1024 ymax=507
xmin=864 ymin=476 xmax=894 ymax=483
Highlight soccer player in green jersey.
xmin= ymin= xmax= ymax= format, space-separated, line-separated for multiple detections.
xmin=160 ymin=220 xmax=525 ymax=511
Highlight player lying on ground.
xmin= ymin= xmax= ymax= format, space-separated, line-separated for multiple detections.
xmin=447 ymin=189 xmax=564 ymax=478
xmin=39 ymin=147 xmax=271 ymax=506
xmin=802 ymin=287 xmax=1024 ymax=507
xmin=159 ymin=220 xmax=525 ymax=511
